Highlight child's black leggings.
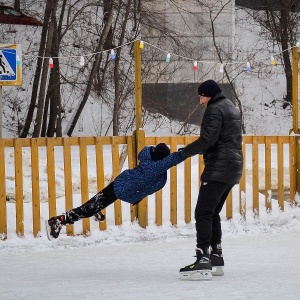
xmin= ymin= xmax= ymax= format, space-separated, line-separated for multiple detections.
xmin=66 ymin=182 xmax=117 ymax=224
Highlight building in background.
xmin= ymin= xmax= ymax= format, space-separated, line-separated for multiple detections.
xmin=141 ymin=0 xmax=235 ymax=126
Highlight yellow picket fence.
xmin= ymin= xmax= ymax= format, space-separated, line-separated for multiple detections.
xmin=0 ymin=133 xmax=299 ymax=240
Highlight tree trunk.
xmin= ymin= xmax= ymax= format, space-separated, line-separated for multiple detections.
xmin=112 ymin=0 xmax=132 ymax=136
xmin=47 ymin=15 xmax=62 ymax=137
xmin=32 ymin=0 xmax=58 ymax=137
xmin=66 ymin=2 xmax=115 ymax=137
xmin=19 ymin=0 xmax=53 ymax=137
xmin=14 ymin=0 xmax=20 ymax=10
xmin=279 ymin=6 xmax=292 ymax=104
xmin=41 ymin=88 xmax=50 ymax=137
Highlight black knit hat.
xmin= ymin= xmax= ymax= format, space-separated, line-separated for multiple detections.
xmin=198 ymin=79 xmax=221 ymax=97
xmin=150 ymin=143 xmax=170 ymax=161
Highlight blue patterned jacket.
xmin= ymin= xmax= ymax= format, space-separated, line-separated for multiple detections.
xmin=113 ymin=146 xmax=185 ymax=204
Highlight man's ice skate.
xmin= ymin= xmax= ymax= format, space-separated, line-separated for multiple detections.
xmin=94 ymin=211 xmax=105 ymax=222
xmin=179 ymin=248 xmax=212 ymax=280
xmin=211 ymin=244 xmax=224 ymax=276
xmin=45 ymin=215 xmax=65 ymax=240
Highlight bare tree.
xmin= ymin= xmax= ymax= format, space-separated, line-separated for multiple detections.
xmin=14 ymin=0 xmax=21 ymax=11
xmin=32 ymin=0 xmax=58 ymax=137
xmin=65 ymin=1 xmax=115 ymax=136
xmin=243 ymin=0 xmax=300 ymax=106
xmin=112 ymin=0 xmax=133 ymax=136
xmin=9 ymin=0 xmax=244 ymax=137
xmin=20 ymin=0 xmax=54 ymax=138
xmin=206 ymin=0 xmax=246 ymax=133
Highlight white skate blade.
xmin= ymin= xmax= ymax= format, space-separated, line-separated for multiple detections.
xmin=45 ymin=220 xmax=53 ymax=241
xmin=179 ymin=270 xmax=213 ymax=281
xmin=212 ymin=266 xmax=224 ymax=276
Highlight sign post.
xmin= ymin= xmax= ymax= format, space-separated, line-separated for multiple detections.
xmin=0 ymin=44 xmax=22 ymax=137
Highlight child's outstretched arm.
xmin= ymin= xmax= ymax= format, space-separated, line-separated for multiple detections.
xmin=149 ymin=149 xmax=188 ymax=176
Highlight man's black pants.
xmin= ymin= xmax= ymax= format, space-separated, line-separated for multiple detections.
xmin=195 ymin=180 xmax=234 ymax=250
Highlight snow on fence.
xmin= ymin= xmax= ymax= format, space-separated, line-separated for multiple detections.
xmin=0 ymin=134 xmax=299 ymax=240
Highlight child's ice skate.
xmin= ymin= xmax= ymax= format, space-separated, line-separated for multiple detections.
xmin=45 ymin=215 xmax=66 ymax=240
xmin=94 ymin=211 xmax=105 ymax=222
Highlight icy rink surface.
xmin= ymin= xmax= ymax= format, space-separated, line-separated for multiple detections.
xmin=1 ymin=230 xmax=300 ymax=300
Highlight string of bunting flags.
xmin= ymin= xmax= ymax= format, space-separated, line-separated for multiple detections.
xmin=18 ymin=38 xmax=300 ymax=72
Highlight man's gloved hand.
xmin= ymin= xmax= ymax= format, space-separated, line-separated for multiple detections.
xmin=178 ymin=145 xmax=202 ymax=159
xmin=178 ymin=147 xmax=186 ymax=158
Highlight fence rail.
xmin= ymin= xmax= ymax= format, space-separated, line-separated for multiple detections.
xmin=0 ymin=133 xmax=299 ymax=240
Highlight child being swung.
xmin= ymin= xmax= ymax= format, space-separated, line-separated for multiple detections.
xmin=46 ymin=143 xmax=185 ymax=240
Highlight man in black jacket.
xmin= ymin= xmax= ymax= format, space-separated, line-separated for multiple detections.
xmin=179 ymin=80 xmax=243 ymax=280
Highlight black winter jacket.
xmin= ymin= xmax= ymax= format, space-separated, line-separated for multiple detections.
xmin=183 ymin=92 xmax=243 ymax=184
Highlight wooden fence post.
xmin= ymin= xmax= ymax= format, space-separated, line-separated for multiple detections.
xmin=63 ymin=137 xmax=75 ymax=236
xmin=112 ymin=137 xmax=123 ymax=226
xmin=297 ymin=136 xmax=300 ymax=195
xmin=135 ymin=129 xmax=147 ymax=228
xmin=128 ymin=136 xmax=138 ymax=222
xmin=14 ymin=138 xmax=24 ymax=237
xmin=31 ymin=138 xmax=41 ymax=237
xmin=79 ymin=137 xmax=90 ymax=235
xmin=0 ymin=139 xmax=7 ymax=239
xmin=46 ymin=138 xmax=56 ymax=218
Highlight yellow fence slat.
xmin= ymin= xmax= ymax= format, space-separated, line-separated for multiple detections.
xmin=14 ymin=139 xmax=24 ymax=236
xmin=136 ymin=130 xmax=147 ymax=228
xmin=289 ymin=136 xmax=296 ymax=205
xmin=170 ymin=139 xmax=178 ymax=225
xmin=31 ymin=138 xmax=41 ymax=237
xmin=265 ymin=137 xmax=272 ymax=211
xmin=112 ymin=137 xmax=122 ymax=226
xmin=252 ymin=136 xmax=259 ymax=215
xmin=184 ymin=136 xmax=192 ymax=224
xmin=0 ymin=139 xmax=7 ymax=239
xmin=226 ymin=190 xmax=233 ymax=219
xmin=297 ymin=136 xmax=300 ymax=194
xmin=63 ymin=138 xmax=74 ymax=236
xmin=153 ymin=137 xmax=164 ymax=227
xmin=155 ymin=189 xmax=163 ymax=226
xmin=127 ymin=136 xmax=137 ymax=223
xmin=277 ymin=137 xmax=284 ymax=211
xmin=95 ymin=137 xmax=106 ymax=230
xmin=47 ymin=138 xmax=56 ymax=218
xmin=240 ymin=140 xmax=246 ymax=219
xmin=79 ymin=137 xmax=90 ymax=235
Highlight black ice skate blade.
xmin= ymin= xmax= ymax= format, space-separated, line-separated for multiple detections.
xmin=45 ymin=220 xmax=53 ymax=241
xmin=179 ymin=270 xmax=213 ymax=281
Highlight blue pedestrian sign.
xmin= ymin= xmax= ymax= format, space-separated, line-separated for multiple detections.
xmin=0 ymin=44 xmax=22 ymax=86
xmin=0 ymin=48 xmax=17 ymax=80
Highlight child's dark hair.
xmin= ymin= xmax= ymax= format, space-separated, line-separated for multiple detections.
xmin=150 ymin=143 xmax=170 ymax=161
